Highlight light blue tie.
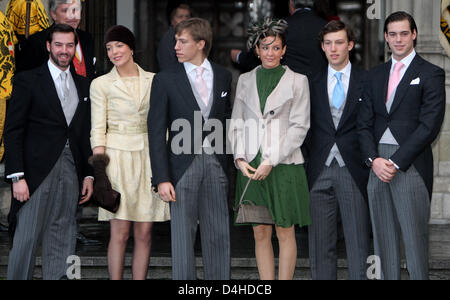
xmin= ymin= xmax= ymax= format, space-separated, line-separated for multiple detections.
xmin=332 ymin=72 xmax=345 ymax=109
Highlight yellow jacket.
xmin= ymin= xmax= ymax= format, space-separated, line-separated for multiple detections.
xmin=90 ymin=64 xmax=154 ymax=151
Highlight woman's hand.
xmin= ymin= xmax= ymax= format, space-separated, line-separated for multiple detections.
xmin=236 ymin=159 xmax=256 ymax=179
xmin=252 ymin=159 xmax=272 ymax=181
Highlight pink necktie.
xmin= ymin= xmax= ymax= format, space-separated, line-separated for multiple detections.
xmin=386 ymin=62 xmax=404 ymax=102
xmin=194 ymin=67 xmax=209 ymax=106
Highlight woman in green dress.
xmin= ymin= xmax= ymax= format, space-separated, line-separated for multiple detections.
xmin=229 ymin=19 xmax=311 ymax=280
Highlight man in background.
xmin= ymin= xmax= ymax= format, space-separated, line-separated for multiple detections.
xmin=231 ymin=0 xmax=327 ymax=77
xmin=157 ymin=1 xmax=191 ymax=71
xmin=16 ymin=0 xmax=95 ymax=80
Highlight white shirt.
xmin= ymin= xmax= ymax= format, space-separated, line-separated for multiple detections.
xmin=48 ymin=59 xmax=71 ymax=100
xmin=327 ymin=61 xmax=352 ymax=102
xmin=389 ymin=49 xmax=416 ymax=80
xmin=294 ymin=7 xmax=312 ymax=13
xmin=183 ymin=58 xmax=214 ymax=102
xmin=183 ymin=59 xmax=214 ymax=149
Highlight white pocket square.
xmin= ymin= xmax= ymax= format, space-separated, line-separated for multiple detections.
xmin=221 ymin=92 xmax=228 ymax=98
xmin=410 ymin=78 xmax=420 ymax=85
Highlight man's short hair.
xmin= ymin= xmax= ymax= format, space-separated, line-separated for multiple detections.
xmin=46 ymin=23 xmax=78 ymax=45
xmin=49 ymin=0 xmax=81 ymax=13
xmin=290 ymin=0 xmax=310 ymax=9
xmin=319 ymin=20 xmax=356 ymax=44
xmin=170 ymin=4 xmax=191 ymax=22
xmin=175 ymin=18 xmax=212 ymax=57
xmin=384 ymin=11 xmax=418 ymax=47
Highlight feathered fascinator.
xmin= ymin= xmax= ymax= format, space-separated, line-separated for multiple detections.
xmin=247 ymin=18 xmax=288 ymax=50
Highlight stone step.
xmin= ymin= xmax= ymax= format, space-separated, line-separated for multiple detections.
xmin=1 ymin=255 xmax=450 ymax=280
xmin=2 ymin=215 xmax=450 ymax=280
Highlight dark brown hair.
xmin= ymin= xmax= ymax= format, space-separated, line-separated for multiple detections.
xmin=170 ymin=4 xmax=191 ymax=23
xmin=319 ymin=20 xmax=356 ymax=44
xmin=46 ymin=23 xmax=78 ymax=45
xmin=384 ymin=11 xmax=418 ymax=47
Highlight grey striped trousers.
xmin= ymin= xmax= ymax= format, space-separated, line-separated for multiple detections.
xmin=171 ymin=153 xmax=230 ymax=280
xmin=308 ymin=160 xmax=371 ymax=280
xmin=7 ymin=147 xmax=79 ymax=280
xmin=368 ymin=144 xmax=430 ymax=280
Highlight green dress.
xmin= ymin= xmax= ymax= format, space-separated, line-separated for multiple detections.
xmin=234 ymin=65 xmax=311 ymax=228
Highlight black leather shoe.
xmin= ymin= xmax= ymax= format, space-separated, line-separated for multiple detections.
xmin=76 ymin=233 xmax=102 ymax=246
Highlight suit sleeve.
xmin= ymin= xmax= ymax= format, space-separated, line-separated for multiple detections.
xmin=262 ymin=74 xmax=311 ymax=167
xmin=90 ymin=78 xmax=107 ymax=148
xmin=148 ymin=74 xmax=171 ymax=187
xmin=390 ymin=67 xmax=446 ymax=170
xmin=4 ymin=72 xmax=32 ymax=176
xmin=357 ymin=72 xmax=379 ymax=163
xmin=302 ymin=77 xmax=317 ymax=164
xmin=228 ymin=75 xmax=247 ymax=167
xmin=224 ymin=72 xmax=233 ymax=120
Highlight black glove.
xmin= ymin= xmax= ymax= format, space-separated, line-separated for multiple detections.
xmin=88 ymin=154 xmax=121 ymax=213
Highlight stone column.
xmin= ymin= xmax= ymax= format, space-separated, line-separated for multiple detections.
xmin=386 ymin=0 xmax=450 ymax=224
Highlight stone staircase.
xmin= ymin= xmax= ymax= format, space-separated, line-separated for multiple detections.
xmin=1 ymin=216 xmax=450 ymax=280
xmin=2 ymin=254 xmax=450 ymax=280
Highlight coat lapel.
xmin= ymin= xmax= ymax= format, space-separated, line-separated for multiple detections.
xmin=337 ymin=66 xmax=358 ymax=130
xmin=175 ymin=63 xmax=201 ymax=112
xmin=378 ymin=61 xmax=391 ymax=116
xmin=263 ymin=67 xmax=294 ymax=116
xmin=39 ymin=65 xmax=68 ymax=126
xmin=389 ymin=55 xmax=422 ymax=115
xmin=209 ymin=63 xmax=222 ymax=118
xmin=69 ymin=71 xmax=84 ymax=128
xmin=111 ymin=66 xmax=131 ymax=97
xmin=241 ymin=67 xmax=263 ymax=118
xmin=316 ymin=69 xmax=335 ymax=130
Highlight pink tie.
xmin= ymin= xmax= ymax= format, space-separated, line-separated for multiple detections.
xmin=194 ymin=67 xmax=209 ymax=106
xmin=386 ymin=62 xmax=404 ymax=102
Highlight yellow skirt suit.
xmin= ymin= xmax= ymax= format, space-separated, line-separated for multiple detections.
xmin=90 ymin=64 xmax=170 ymax=222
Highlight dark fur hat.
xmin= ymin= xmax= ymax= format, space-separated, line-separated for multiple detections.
xmin=104 ymin=25 xmax=136 ymax=51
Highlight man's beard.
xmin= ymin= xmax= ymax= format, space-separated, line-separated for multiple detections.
xmin=50 ymin=51 xmax=74 ymax=69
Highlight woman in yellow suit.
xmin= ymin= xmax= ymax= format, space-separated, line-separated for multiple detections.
xmin=89 ymin=25 xmax=170 ymax=280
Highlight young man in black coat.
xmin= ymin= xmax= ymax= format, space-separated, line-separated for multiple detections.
xmin=305 ymin=20 xmax=370 ymax=280
xmin=358 ymin=11 xmax=446 ymax=280
xmin=149 ymin=18 xmax=232 ymax=280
